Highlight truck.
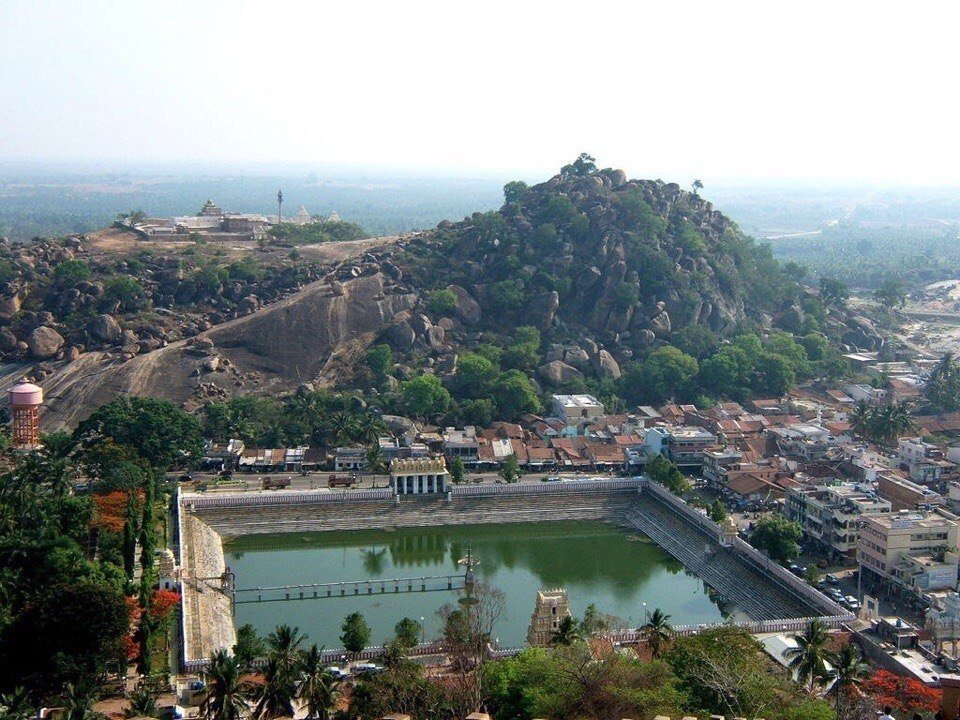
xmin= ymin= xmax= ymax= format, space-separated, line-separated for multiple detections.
xmin=328 ymin=473 xmax=359 ymax=488
xmin=262 ymin=476 xmax=291 ymax=490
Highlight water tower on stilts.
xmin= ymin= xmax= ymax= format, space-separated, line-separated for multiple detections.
xmin=8 ymin=381 xmax=43 ymax=448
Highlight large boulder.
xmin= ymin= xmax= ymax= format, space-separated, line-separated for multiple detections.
xmin=447 ymin=285 xmax=482 ymax=325
xmin=537 ymin=360 xmax=584 ymax=385
xmin=563 ymin=346 xmax=591 ymax=371
xmin=593 ymin=349 xmax=622 ymax=380
xmin=28 ymin=326 xmax=65 ymax=359
xmin=384 ymin=321 xmax=416 ymax=350
xmin=89 ymin=314 xmax=122 ymax=342
xmin=523 ymin=291 xmax=560 ymax=331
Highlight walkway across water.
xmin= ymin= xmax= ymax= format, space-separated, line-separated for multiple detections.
xmin=233 ymin=573 xmax=467 ymax=603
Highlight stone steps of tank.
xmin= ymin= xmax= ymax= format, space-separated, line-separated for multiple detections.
xmin=194 ymin=491 xmax=639 ymax=537
xmin=625 ymin=494 xmax=818 ymax=621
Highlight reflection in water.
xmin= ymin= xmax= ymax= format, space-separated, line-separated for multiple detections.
xmin=226 ymin=521 xmax=739 ymax=647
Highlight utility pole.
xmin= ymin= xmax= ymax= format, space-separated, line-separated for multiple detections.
xmin=277 ymin=188 xmax=284 ymax=224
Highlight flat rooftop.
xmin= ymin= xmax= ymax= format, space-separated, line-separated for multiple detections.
xmin=552 ymin=394 xmax=602 ymax=408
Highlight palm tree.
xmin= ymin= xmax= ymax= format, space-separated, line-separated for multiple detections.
xmin=639 ymin=608 xmax=673 ymax=658
xmin=266 ymin=624 xmax=305 ymax=671
xmin=297 ymin=645 xmax=339 ymax=720
xmin=252 ymin=656 xmax=296 ymax=720
xmin=0 ymin=686 xmax=34 ymax=720
xmin=827 ymin=643 xmax=869 ymax=716
xmin=201 ymin=650 xmax=249 ymax=720
xmin=549 ymin=615 xmax=583 ymax=646
xmin=785 ymin=619 xmax=832 ymax=691
xmin=365 ymin=445 xmax=386 ymax=489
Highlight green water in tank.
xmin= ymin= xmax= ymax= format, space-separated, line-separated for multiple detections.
xmin=224 ymin=521 xmax=740 ymax=649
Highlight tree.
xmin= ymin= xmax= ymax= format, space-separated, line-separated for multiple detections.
xmin=785 ymin=620 xmax=831 ymax=691
xmin=646 ymin=454 xmax=689 ymax=495
xmin=924 ymin=352 xmax=960 ymax=413
xmin=819 ymin=277 xmax=849 ymax=306
xmin=0 ymin=579 xmax=129 ymax=691
xmin=233 ymin=624 xmax=265 ymax=670
xmin=101 ymin=274 xmax=147 ymax=313
xmin=365 ymin=344 xmax=393 ymax=376
xmin=874 ymin=278 xmax=906 ymax=310
xmin=692 ymin=179 xmax=704 ymax=195
xmin=490 ymin=370 xmax=541 ymax=419
xmin=266 ymin=624 xmax=306 ymax=681
xmin=749 ymin=515 xmax=803 ymax=563
xmin=53 ymin=259 xmax=91 ymax=289
xmin=449 ymin=456 xmax=465 ymax=485
xmin=366 ymin=445 xmax=386 ymax=489
xmin=75 ymin=396 xmax=204 ymax=471
xmin=503 ymin=180 xmax=529 ymax=205
xmin=499 ymin=453 xmax=522 ymax=484
xmin=671 ymin=325 xmax=719 ymax=360
xmin=561 ymin=153 xmax=597 ymax=177
xmin=399 ymin=374 xmax=451 ymax=419
xmin=708 ymin=499 xmax=728 ymax=524
xmin=427 ymin=289 xmax=458 ymax=316
xmin=864 ymin=669 xmax=940 ymax=716
xmin=850 ymin=400 xmax=915 ymax=445
xmin=252 ymin=655 xmax=296 ymax=720
xmin=622 ymin=347 xmax=699 ymax=405
xmin=201 ymin=650 xmax=249 ymax=720
xmin=297 ymin=645 xmax=339 ymax=720
xmin=640 ymin=608 xmax=673 ymax=658
xmin=827 ymin=643 xmax=869 ymax=717
xmin=549 ymin=615 xmax=582 ymax=647
xmin=394 ymin=617 xmax=423 ymax=648
xmin=340 ymin=612 xmax=371 ymax=655
xmin=453 ymin=352 xmax=497 ymax=399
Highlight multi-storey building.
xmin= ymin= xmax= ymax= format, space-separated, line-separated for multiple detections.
xmin=858 ymin=509 xmax=960 ymax=591
xmin=786 ymin=483 xmax=892 ymax=558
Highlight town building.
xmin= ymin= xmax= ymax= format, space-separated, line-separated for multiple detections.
xmin=786 ymin=483 xmax=892 ymax=558
xmin=335 ymin=447 xmax=368 ymax=471
xmin=526 ymin=588 xmax=571 ymax=647
xmin=858 ymin=509 xmax=960 ymax=591
xmin=550 ymin=394 xmax=604 ymax=427
xmin=389 ymin=456 xmax=449 ymax=495
xmin=769 ymin=423 xmax=838 ymax=462
xmin=442 ymin=426 xmax=480 ymax=463
xmin=877 ymin=471 xmax=946 ymax=512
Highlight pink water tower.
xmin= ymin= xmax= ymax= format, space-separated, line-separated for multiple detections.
xmin=9 ymin=382 xmax=43 ymax=447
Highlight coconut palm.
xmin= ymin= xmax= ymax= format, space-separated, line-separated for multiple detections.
xmin=640 ymin=608 xmax=673 ymax=658
xmin=201 ymin=650 xmax=249 ymax=720
xmin=827 ymin=643 xmax=869 ymax=716
xmin=365 ymin=445 xmax=386 ymax=489
xmin=266 ymin=624 xmax=306 ymax=678
xmin=549 ymin=615 xmax=583 ymax=646
xmin=251 ymin=656 xmax=296 ymax=720
xmin=297 ymin=645 xmax=340 ymax=720
xmin=785 ymin=619 xmax=832 ymax=691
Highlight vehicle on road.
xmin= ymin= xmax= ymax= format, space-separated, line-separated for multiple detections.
xmin=353 ymin=662 xmax=384 ymax=676
xmin=262 ymin=476 xmax=292 ymax=490
xmin=329 ymin=473 xmax=359 ymax=488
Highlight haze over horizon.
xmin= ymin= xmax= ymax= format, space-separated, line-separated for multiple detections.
xmin=2 ymin=1 xmax=959 ymax=185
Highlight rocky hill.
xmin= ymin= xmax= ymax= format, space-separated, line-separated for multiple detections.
xmin=0 ymin=159 xmax=884 ymax=428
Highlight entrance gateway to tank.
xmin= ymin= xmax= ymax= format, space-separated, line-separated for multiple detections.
xmin=176 ymin=478 xmax=854 ymax=671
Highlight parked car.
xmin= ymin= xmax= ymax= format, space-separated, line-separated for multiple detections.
xmin=353 ymin=662 xmax=384 ymax=676
xmin=825 ymin=573 xmax=840 ymax=584
xmin=326 ymin=666 xmax=347 ymax=679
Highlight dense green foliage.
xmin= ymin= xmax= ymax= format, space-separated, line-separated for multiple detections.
xmin=749 ymin=515 xmax=803 ymax=562
xmin=268 ymin=219 xmax=367 ymax=245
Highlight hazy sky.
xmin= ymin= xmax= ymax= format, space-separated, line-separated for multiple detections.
xmin=1 ymin=1 xmax=957 ymax=183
